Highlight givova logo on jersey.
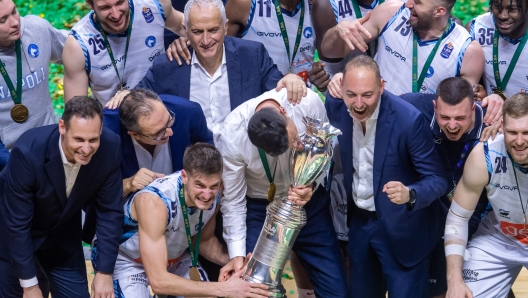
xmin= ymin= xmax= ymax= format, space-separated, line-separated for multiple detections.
xmin=385 ymin=46 xmax=406 ymax=62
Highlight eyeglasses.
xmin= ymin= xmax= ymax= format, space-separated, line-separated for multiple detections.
xmin=135 ymin=109 xmax=175 ymax=141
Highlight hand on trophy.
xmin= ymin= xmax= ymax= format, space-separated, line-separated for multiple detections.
xmin=382 ymin=181 xmax=410 ymax=204
xmin=218 ymin=265 xmax=269 ymax=298
xmin=219 ymin=253 xmax=251 ymax=282
xmin=288 ymin=185 xmax=313 ymax=206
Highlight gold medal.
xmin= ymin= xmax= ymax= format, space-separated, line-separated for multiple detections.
xmin=189 ymin=266 xmax=201 ymax=281
xmin=493 ymin=89 xmax=507 ymax=100
xmin=267 ymin=182 xmax=276 ymax=202
xmin=10 ymin=104 xmax=28 ymax=123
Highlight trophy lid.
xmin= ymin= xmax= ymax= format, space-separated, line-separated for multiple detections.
xmin=302 ymin=117 xmax=342 ymax=141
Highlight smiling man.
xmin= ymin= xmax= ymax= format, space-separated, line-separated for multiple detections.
xmin=0 ymin=96 xmax=123 ymax=298
xmin=468 ymin=0 xmax=528 ymax=106
xmin=325 ymin=56 xmax=447 ymax=297
xmin=63 ymin=0 xmax=186 ymax=106
xmin=445 ymin=93 xmax=528 ymax=297
xmin=109 ymin=143 xmax=269 ymax=297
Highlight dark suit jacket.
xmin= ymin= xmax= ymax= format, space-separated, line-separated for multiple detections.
xmin=0 ymin=125 xmax=123 ymax=279
xmin=103 ymin=94 xmax=213 ymax=179
xmin=0 ymin=140 xmax=8 ymax=171
xmin=325 ymin=91 xmax=448 ymax=267
xmin=136 ymin=36 xmax=284 ymax=110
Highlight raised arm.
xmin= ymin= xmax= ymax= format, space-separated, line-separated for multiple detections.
xmin=225 ymin=0 xmax=251 ymax=36
xmin=445 ymin=142 xmax=488 ymax=298
xmin=160 ymin=0 xmax=186 ymax=37
xmin=320 ymin=0 xmax=402 ymax=58
xmin=312 ymin=0 xmax=342 ymax=63
xmin=63 ymin=35 xmax=89 ymax=102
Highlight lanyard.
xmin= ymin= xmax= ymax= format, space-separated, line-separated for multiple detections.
xmin=444 ymin=140 xmax=479 ymax=186
xmin=94 ymin=15 xmax=132 ymax=90
xmin=412 ymin=19 xmax=452 ymax=92
xmin=258 ymin=148 xmax=278 ymax=201
xmin=274 ymin=0 xmax=304 ymax=71
xmin=0 ymin=39 xmax=22 ymax=104
xmin=351 ymin=0 xmax=384 ymax=19
xmin=509 ymin=155 xmax=528 ymax=231
xmin=178 ymin=185 xmax=203 ymax=268
xmin=492 ymin=29 xmax=528 ymax=95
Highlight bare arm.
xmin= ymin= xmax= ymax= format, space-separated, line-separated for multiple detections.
xmin=159 ymin=0 xmax=186 ymax=37
xmin=225 ymin=0 xmax=251 ymax=36
xmin=198 ymin=206 xmax=230 ymax=266
xmin=134 ymin=193 xmax=268 ymax=297
xmin=311 ymin=0 xmax=342 ymax=63
xmin=320 ymin=0 xmax=402 ymax=58
xmin=460 ymin=40 xmax=484 ymax=87
xmin=445 ymin=143 xmax=488 ymax=298
xmin=63 ymin=35 xmax=89 ymax=102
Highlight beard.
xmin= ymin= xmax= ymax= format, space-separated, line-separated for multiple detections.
xmin=410 ymin=11 xmax=436 ymax=31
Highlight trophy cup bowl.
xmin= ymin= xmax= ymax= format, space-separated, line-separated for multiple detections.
xmin=242 ymin=117 xmax=342 ymax=297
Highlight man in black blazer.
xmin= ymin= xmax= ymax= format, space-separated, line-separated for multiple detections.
xmin=0 ymin=96 xmax=124 ymax=298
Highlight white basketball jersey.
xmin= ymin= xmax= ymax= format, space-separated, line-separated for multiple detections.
xmin=375 ymin=4 xmax=472 ymax=95
xmin=70 ymin=0 xmax=165 ymax=105
xmin=469 ymin=13 xmax=528 ymax=97
xmin=481 ymin=135 xmax=528 ymax=248
xmin=240 ymin=0 xmax=315 ymax=83
xmin=113 ymin=171 xmax=220 ymax=279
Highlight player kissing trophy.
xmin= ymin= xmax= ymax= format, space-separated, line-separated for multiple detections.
xmin=242 ymin=117 xmax=342 ymax=297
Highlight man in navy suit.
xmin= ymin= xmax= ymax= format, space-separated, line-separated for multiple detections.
xmin=325 ymin=55 xmax=447 ymax=297
xmin=82 ymin=89 xmax=213 ymax=246
xmin=0 ymin=96 xmax=123 ymax=298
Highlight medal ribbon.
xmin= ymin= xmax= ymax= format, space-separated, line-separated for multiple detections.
xmin=351 ymin=0 xmax=384 ymax=19
xmin=492 ymin=29 xmax=528 ymax=94
xmin=274 ymin=0 xmax=305 ymax=71
xmin=508 ymin=154 xmax=528 ymax=230
xmin=178 ymin=185 xmax=203 ymax=268
xmin=0 ymin=40 xmax=22 ymax=104
xmin=258 ymin=148 xmax=278 ymax=186
xmin=94 ymin=15 xmax=133 ymax=90
xmin=412 ymin=19 xmax=452 ymax=92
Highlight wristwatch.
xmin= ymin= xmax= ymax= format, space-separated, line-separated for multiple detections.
xmin=408 ymin=187 xmax=417 ymax=204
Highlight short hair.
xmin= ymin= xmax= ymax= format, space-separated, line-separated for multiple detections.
xmin=184 ymin=0 xmax=226 ymax=28
xmin=503 ymin=93 xmax=528 ymax=120
xmin=343 ymin=55 xmax=382 ymax=85
xmin=119 ymin=88 xmax=163 ymax=133
xmin=248 ymin=107 xmax=289 ymax=157
xmin=183 ymin=143 xmax=223 ymax=176
xmin=435 ymin=77 xmax=474 ymax=106
xmin=439 ymin=0 xmax=456 ymax=11
xmin=62 ymin=96 xmax=103 ymax=128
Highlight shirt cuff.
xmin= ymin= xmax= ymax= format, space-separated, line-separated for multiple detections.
xmin=227 ymin=240 xmax=246 ymax=259
xmin=19 ymin=277 xmax=38 ymax=288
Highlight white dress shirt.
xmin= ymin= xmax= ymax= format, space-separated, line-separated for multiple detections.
xmin=216 ymin=88 xmax=328 ymax=258
xmin=352 ymin=102 xmax=380 ymax=211
xmin=20 ymin=136 xmax=82 ymax=288
xmin=189 ymin=45 xmax=231 ymax=139
xmin=131 ymin=137 xmax=173 ymax=175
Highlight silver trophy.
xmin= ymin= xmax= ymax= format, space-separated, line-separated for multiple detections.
xmin=242 ymin=117 xmax=342 ymax=297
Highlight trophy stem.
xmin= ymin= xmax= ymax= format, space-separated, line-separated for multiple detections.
xmin=242 ymin=197 xmax=307 ymax=298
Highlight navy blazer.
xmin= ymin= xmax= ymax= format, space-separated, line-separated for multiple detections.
xmin=325 ymin=91 xmax=448 ymax=267
xmin=136 ymin=36 xmax=284 ymax=110
xmin=0 ymin=140 xmax=8 ymax=171
xmin=103 ymin=94 xmax=213 ymax=178
xmin=0 ymin=125 xmax=123 ymax=279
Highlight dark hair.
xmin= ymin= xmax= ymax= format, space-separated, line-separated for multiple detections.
xmin=248 ymin=107 xmax=289 ymax=157
xmin=503 ymin=93 xmax=528 ymax=120
xmin=490 ymin=0 xmax=526 ymax=17
xmin=435 ymin=77 xmax=474 ymax=106
xmin=119 ymin=88 xmax=162 ymax=133
xmin=183 ymin=143 xmax=223 ymax=175
xmin=441 ymin=0 xmax=456 ymax=11
xmin=62 ymin=96 xmax=103 ymax=128
xmin=343 ymin=55 xmax=382 ymax=84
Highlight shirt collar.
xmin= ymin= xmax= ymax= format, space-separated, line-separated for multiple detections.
xmin=191 ymin=44 xmax=226 ymax=68
xmin=59 ymin=135 xmax=76 ymax=167
xmin=430 ymin=103 xmax=484 ymax=142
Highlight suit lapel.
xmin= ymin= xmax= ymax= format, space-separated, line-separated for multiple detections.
xmin=120 ymin=127 xmax=140 ymax=178
xmin=181 ymin=48 xmax=193 ymax=99
xmin=338 ymin=109 xmax=353 ymax=199
xmin=45 ymin=136 xmax=67 ymax=207
xmin=225 ymin=38 xmax=242 ymax=110
xmin=62 ymin=159 xmax=100 ymax=216
xmin=373 ymin=93 xmax=395 ymax=195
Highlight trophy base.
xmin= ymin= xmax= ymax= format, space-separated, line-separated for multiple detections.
xmin=242 ymin=257 xmax=287 ymax=298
